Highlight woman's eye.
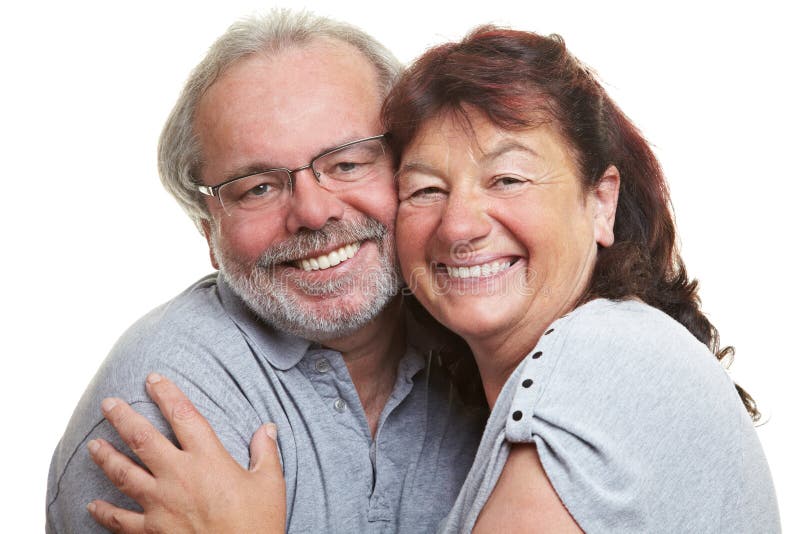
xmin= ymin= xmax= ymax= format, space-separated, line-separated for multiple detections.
xmin=407 ymin=186 xmax=447 ymax=202
xmin=494 ymin=175 xmax=526 ymax=187
xmin=413 ymin=186 xmax=443 ymax=197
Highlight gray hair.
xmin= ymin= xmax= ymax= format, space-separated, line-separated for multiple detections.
xmin=158 ymin=9 xmax=403 ymax=231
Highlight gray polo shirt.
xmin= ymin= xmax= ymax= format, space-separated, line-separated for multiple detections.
xmin=47 ymin=275 xmax=485 ymax=533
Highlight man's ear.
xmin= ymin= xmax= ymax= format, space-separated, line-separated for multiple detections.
xmin=592 ymin=165 xmax=620 ymax=248
xmin=201 ymin=220 xmax=220 ymax=270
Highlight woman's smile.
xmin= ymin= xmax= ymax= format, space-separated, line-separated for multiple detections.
xmin=396 ymin=108 xmax=612 ymax=352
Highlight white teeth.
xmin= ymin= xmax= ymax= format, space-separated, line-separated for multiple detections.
xmin=445 ymin=260 xmax=512 ymax=279
xmin=297 ymin=242 xmax=362 ymax=272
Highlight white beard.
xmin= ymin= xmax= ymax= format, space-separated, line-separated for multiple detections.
xmin=212 ymin=216 xmax=401 ymax=341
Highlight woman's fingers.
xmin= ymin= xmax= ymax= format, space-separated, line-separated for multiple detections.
xmin=248 ymin=423 xmax=287 ymax=531
xmin=87 ymin=438 xmax=157 ymax=503
xmin=100 ymin=398 xmax=177 ymax=475
xmin=87 ymin=500 xmax=145 ymax=534
xmin=249 ymin=423 xmax=282 ymax=474
xmin=144 ymin=373 xmax=225 ymax=455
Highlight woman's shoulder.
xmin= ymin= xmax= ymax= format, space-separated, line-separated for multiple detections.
xmin=547 ymin=298 xmax=721 ymax=378
xmin=501 ymin=299 xmax=773 ymax=532
xmin=562 ymin=298 xmax=705 ymax=348
xmin=505 ymin=298 xmax=742 ymax=443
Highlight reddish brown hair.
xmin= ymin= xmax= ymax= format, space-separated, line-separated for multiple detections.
xmin=383 ymin=26 xmax=758 ymax=420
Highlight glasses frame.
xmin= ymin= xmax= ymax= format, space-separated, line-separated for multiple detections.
xmin=196 ymin=133 xmax=389 ymax=202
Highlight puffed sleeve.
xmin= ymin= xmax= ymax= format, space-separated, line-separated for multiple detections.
xmin=502 ymin=299 xmax=775 ymax=532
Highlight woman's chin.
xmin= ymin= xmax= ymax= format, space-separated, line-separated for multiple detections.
xmin=433 ymin=298 xmax=519 ymax=344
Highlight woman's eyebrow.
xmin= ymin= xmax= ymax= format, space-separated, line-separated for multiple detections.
xmin=481 ymin=140 xmax=539 ymax=162
xmin=395 ymin=161 xmax=444 ymax=180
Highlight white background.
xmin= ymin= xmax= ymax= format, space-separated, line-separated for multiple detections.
xmin=2 ymin=1 xmax=797 ymax=531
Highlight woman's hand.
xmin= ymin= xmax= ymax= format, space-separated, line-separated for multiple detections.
xmin=86 ymin=373 xmax=286 ymax=533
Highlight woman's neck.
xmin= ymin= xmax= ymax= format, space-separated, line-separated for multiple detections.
xmin=467 ymin=319 xmax=548 ymax=409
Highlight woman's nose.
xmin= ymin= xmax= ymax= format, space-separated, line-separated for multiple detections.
xmin=436 ymin=188 xmax=492 ymax=248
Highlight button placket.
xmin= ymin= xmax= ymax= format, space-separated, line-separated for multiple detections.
xmin=314 ymin=358 xmax=331 ymax=373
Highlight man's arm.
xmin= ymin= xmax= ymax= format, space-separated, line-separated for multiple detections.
xmin=46 ymin=361 xmax=258 ymax=533
xmin=86 ymin=373 xmax=285 ymax=534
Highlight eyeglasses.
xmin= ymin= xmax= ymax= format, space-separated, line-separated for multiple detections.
xmin=197 ymin=134 xmax=390 ymax=215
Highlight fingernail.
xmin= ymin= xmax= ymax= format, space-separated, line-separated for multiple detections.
xmin=264 ymin=423 xmax=278 ymax=441
xmin=100 ymin=398 xmax=117 ymax=413
xmin=87 ymin=440 xmax=100 ymax=454
xmin=87 ymin=502 xmax=96 ymax=513
xmin=147 ymin=373 xmax=162 ymax=384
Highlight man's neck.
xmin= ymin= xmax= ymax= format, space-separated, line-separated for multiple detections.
xmin=321 ymin=296 xmax=406 ymax=437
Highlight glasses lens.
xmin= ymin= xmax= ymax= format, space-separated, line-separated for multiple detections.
xmin=314 ymin=138 xmax=388 ymax=189
xmin=218 ymin=170 xmax=291 ymax=214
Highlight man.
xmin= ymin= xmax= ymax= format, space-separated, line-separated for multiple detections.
xmin=46 ymin=10 xmax=482 ymax=533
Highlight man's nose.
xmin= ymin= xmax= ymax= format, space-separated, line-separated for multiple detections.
xmin=284 ymin=168 xmax=346 ymax=233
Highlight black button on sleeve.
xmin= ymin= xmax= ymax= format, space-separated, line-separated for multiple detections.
xmin=512 ymin=410 xmax=523 ymax=421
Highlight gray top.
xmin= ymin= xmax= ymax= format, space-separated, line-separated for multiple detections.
xmin=47 ymin=275 xmax=484 ymax=534
xmin=440 ymin=299 xmax=780 ymax=533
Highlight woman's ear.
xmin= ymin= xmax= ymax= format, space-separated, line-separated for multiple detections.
xmin=592 ymin=165 xmax=620 ymax=247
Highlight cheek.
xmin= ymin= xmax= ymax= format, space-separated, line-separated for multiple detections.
xmin=396 ymin=206 xmax=439 ymax=276
xmin=338 ymin=181 xmax=399 ymax=228
xmin=215 ymin=216 xmax=284 ymax=263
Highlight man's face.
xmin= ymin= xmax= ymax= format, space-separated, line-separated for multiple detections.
xmin=195 ymin=39 xmax=400 ymax=340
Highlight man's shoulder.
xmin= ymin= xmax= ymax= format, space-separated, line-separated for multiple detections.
xmin=47 ymin=274 xmax=266 ymax=530
xmin=123 ymin=273 xmax=228 ymax=343
xmin=106 ymin=274 xmax=246 ymax=372
xmin=55 ymin=274 xmax=254 ymax=457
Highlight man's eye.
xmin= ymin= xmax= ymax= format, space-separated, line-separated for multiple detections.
xmin=245 ymin=183 xmax=272 ymax=197
xmin=335 ymin=161 xmax=359 ymax=173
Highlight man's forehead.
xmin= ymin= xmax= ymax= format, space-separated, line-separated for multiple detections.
xmin=204 ymin=38 xmax=379 ymax=101
xmin=194 ymin=39 xmax=383 ymax=178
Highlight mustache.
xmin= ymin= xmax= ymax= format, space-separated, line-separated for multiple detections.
xmin=257 ymin=217 xmax=388 ymax=267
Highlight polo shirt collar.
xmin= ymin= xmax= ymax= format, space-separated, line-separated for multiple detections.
xmin=216 ymin=276 xmax=445 ymax=375
xmin=216 ymin=276 xmax=311 ymax=370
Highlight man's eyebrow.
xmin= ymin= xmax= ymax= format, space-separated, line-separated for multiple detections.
xmin=219 ymin=133 xmax=368 ymax=183
xmin=216 ymin=163 xmax=282 ymax=184
xmin=222 ymin=163 xmax=283 ymax=183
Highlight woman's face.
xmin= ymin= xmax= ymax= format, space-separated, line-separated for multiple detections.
xmin=396 ymin=109 xmax=618 ymax=348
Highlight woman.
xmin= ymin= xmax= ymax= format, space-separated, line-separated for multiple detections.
xmin=87 ymin=27 xmax=779 ymax=533
xmin=383 ymin=26 xmax=778 ymax=532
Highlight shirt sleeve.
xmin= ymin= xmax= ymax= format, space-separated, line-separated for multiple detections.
xmin=45 ymin=309 xmax=258 ymax=534
xmin=503 ymin=300 xmax=749 ymax=532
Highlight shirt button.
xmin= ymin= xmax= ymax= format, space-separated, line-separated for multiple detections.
xmin=333 ymin=398 xmax=347 ymax=413
xmin=315 ymin=358 xmax=331 ymax=373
